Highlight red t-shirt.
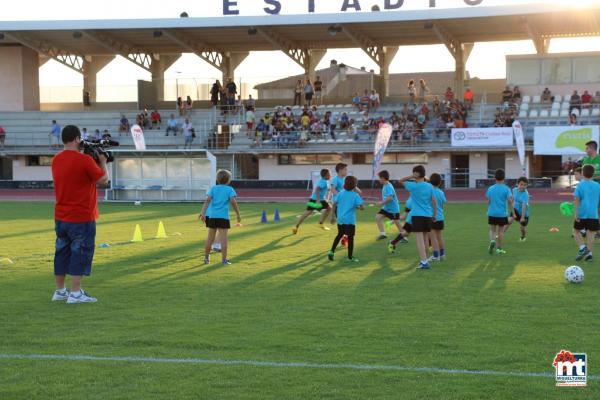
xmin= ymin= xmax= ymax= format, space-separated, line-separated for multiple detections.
xmin=582 ymin=94 xmax=592 ymax=104
xmin=52 ymin=150 xmax=105 ymax=223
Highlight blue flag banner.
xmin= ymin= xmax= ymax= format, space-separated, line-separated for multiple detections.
xmin=372 ymin=123 xmax=393 ymax=180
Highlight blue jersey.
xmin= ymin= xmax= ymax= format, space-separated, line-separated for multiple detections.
xmin=330 ymin=175 xmax=345 ymax=201
xmin=433 ymin=188 xmax=446 ymax=221
xmin=311 ymin=178 xmax=329 ymax=201
xmin=404 ymin=181 xmax=434 ymax=218
xmin=206 ymin=185 xmax=237 ymax=220
xmin=574 ymin=179 xmax=600 ymax=219
xmin=512 ymin=188 xmax=530 ymax=217
xmin=486 ymin=183 xmax=512 ymax=218
xmin=335 ymin=190 xmax=364 ymax=225
xmin=381 ymin=182 xmax=400 ymax=214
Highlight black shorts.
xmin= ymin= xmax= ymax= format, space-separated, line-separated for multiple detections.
xmin=337 ymin=224 xmax=356 ymax=236
xmin=574 ymin=219 xmax=600 ymax=231
xmin=432 ymin=220 xmax=445 ymax=231
xmin=411 ymin=216 xmax=433 ymax=233
xmin=206 ymin=217 xmax=231 ymax=229
xmin=378 ymin=210 xmax=400 ymax=220
xmin=404 ymin=207 xmax=411 ymax=214
xmin=403 ymin=222 xmax=413 ymax=233
xmin=307 ymin=199 xmax=330 ymax=211
xmin=514 ymin=211 xmax=529 ymax=227
xmin=488 ymin=217 xmax=509 ymax=226
xmin=305 ymin=93 xmax=313 ymax=101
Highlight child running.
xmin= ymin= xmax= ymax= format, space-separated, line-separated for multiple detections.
xmin=200 ymin=169 xmax=241 ymax=265
xmin=486 ymin=169 xmax=513 ymax=255
xmin=375 ymin=170 xmax=402 ymax=241
xmin=399 ymin=165 xmax=437 ymax=269
xmin=330 ymin=163 xmax=348 ymax=202
xmin=506 ymin=177 xmax=530 ymax=242
xmin=293 ymin=169 xmax=332 ymax=234
xmin=573 ymin=165 xmax=600 ymax=262
xmin=428 ymin=173 xmax=447 ymax=262
xmin=329 ymin=176 xmax=364 ymax=262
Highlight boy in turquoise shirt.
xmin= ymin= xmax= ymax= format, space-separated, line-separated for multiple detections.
xmin=486 ymin=169 xmax=513 ymax=255
xmin=573 ymin=164 xmax=600 ymax=262
xmin=506 ymin=177 xmax=530 ymax=242
xmin=329 ymin=176 xmax=364 ymax=262
xmin=293 ymin=169 xmax=332 ymax=234
xmin=429 ymin=173 xmax=447 ymax=262
xmin=375 ymin=170 xmax=402 ymax=240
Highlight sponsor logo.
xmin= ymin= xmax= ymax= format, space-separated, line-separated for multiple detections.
xmin=554 ymin=350 xmax=587 ymax=387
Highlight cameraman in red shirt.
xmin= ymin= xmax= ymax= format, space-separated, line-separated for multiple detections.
xmin=51 ymin=125 xmax=108 ymax=304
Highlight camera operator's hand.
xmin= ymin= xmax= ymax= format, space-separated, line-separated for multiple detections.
xmin=97 ymin=152 xmax=108 ymax=164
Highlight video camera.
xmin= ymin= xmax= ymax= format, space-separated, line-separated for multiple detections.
xmin=81 ymin=139 xmax=119 ymax=163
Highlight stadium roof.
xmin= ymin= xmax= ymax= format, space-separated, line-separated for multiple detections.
xmin=0 ymin=3 xmax=599 ymax=55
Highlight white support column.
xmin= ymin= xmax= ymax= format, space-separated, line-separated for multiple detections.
xmin=221 ymin=52 xmax=249 ymax=85
xmin=83 ymin=55 xmax=115 ymax=103
xmin=0 ymin=46 xmax=40 ymax=111
xmin=150 ymin=54 xmax=181 ymax=105
xmin=304 ymin=49 xmax=326 ymax=83
xmin=379 ymin=46 xmax=398 ymax=98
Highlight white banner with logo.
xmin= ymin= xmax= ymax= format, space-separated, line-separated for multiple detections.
xmin=130 ymin=124 xmax=146 ymax=151
xmin=451 ymin=127 xmax=514 ymax=147
xmin=372 ymin=123 xmax=393 ymax=179
xmin=534 ymin=125 xmax=600 ymax=155
xmin=512 ymin=120 xmax=526 ymax=168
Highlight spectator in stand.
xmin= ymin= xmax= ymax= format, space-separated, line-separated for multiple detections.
xmin=81 ymin=128 xmax=89 ymax=141
xmin=210 ymin=80 xmax=221 ymax=107
xmin=582 ymin=90 xmax=593 ymax=109
xmin=370 ymin=90 xmax=380 ymax=110
xmin=432 ymin=96 xmax=441 ymax=116
xmin=245 ymin=94 xmax=256 ymax=111
xmin=219 ymin=83 xmax=227 ymax=112
xmin=255 ymin=119 xmax=266 ymax=147
xmin=151 ymin=110 xmax=162 ymax=129
xmin=501 ymin=86 xmax=513 ymax=103
xmin=444 ymin=87 xmax=455 ymax=102
xmin=360 ymin=90 xmax=370 ymax=112
xmin=182 ymin=118 xmax=194 ymax=149
xmin=330 ymin=112 xmax=338 ymax=139
xmin=93 ymin=129 xmax=101 ymax=140
xmin=512 ymin=86 xmax=522 ymax=102
xmin=569 ymin=90 xmax=582 ymax=115
xmin=177 ymin=97 xmax=185 ymax=116
xmin=0 ymin=125 xmax=6 ymax=150
xmin=226 ymin=78 xmax=237 ymax=109
xmin=541 ymin=87 xmax=552 ymax=104
xmin=234 ymin=95 xmax=243 ymax=115
xmin=165 ymin=114 xmax=178 ymax=136
xmin=102 ymin=130 xmax=112 ymax=140
xmin=246 ymin=108 xmax=255 ymax=135
xmin=569 ymin=113 xmax=579 ymax=126
xmin=407 ymin=80 xmax=417 ymax=102
xmin=463 ymin=87 xmax=474 ymax=110
xmin=294 ymin=79 xmax=303 ymax=106
xmin=340 ymin=112 xmax=350 ymax=130
xmin=300 ymin=111 xmax=310 ymax=131
xmin=352 ymin=92 xmax=362 ymax=111
xmin=594 ymin=91 xmax=600 ymax=108
xmin=304 ymin=79 xmax=314 ymax=106
xmin=50 ymin=120 xmax=61 ymax=149
xmin=419 ymin=79 xmax=429 ymax=100
xmin=185 ymin=96 xmax=193 ymax=113
xmin=118 ymin=115 xmax=130 ymax=135
xmin=314 ymin=76 xmax=324 ymax=106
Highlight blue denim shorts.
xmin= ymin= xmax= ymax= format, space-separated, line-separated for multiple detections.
xmin=54 ymin=220 xmax=96 ymax=276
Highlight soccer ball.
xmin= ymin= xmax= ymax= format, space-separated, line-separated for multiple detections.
xmin=212 ymin=243 xmax=221 ymax=252
xmin=565 ymin=266 xmax=584 ymax=284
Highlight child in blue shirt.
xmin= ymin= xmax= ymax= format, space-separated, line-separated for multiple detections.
xmin=375 ymin=170 xmax=402 ymax=240
xmin=486 ymin=169 xmax=513 ymax=255
xmin=200 ymin=169 xmax=241 ymax=266
xmin=330 ymin=163 xmax=348 ymax=203
xmin=388 ymin=197 xmax=413 ymax=254
xmin=506 ymin=177 xmax=530 ymax=242
xmin=573 ymin=164 xmax=600 ymax=262
xmin=399 ymin=165 xmax=437 ymax=269
xmin=329 ymin=176 xmax=364 ymax=262
xmin=429 ymin=173 xmax=447 ymax=262
xmin=293 ymin=169 xmax=332 ymax=234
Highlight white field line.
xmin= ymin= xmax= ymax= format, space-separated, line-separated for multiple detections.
xmin=1 ymin=353 xmax=597 ymax=380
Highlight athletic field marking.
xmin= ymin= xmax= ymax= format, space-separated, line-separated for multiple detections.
xmin=1 ymin=354 xmax=598 ymax=380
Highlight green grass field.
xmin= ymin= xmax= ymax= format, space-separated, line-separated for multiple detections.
xmin=0 ymin=201 xmax=598 ymax=399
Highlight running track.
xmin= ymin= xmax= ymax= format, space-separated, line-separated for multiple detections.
xmin=0 ymin=188 xmax=574 ymax=203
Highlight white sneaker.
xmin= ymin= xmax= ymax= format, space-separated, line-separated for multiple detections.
xmin=428 ymin=256 xmax=440 ymax=263
xmin=51 ymin=289 xmax=70 ymax=302
xmin=66 ymin=289 xmax=98 ymax=304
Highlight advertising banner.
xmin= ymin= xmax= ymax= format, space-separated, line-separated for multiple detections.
xmin=534 ymin=126 xmax=600 ymax=155
xmin=451 ymin=127 xmax=514 ymax=147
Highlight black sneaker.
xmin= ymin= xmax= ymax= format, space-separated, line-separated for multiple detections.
xmin=376 ymin=235 xmax=387 ymax=241
xmin=584 ymin=253 xmax=593 ymax=262
xmin=399 ymin=237 xmax=409 ymax=244
xmin=576 ymin=247 xmax=589 ymax=261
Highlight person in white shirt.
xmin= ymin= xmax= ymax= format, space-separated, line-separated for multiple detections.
xmin=370 ymin=90 xmax=380 ymax=110
xmin=182 ymin=118 xmax=194 ymax=149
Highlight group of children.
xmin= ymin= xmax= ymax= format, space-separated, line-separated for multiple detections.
xmin=197 ymin=151 xmax=600 ymax=267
